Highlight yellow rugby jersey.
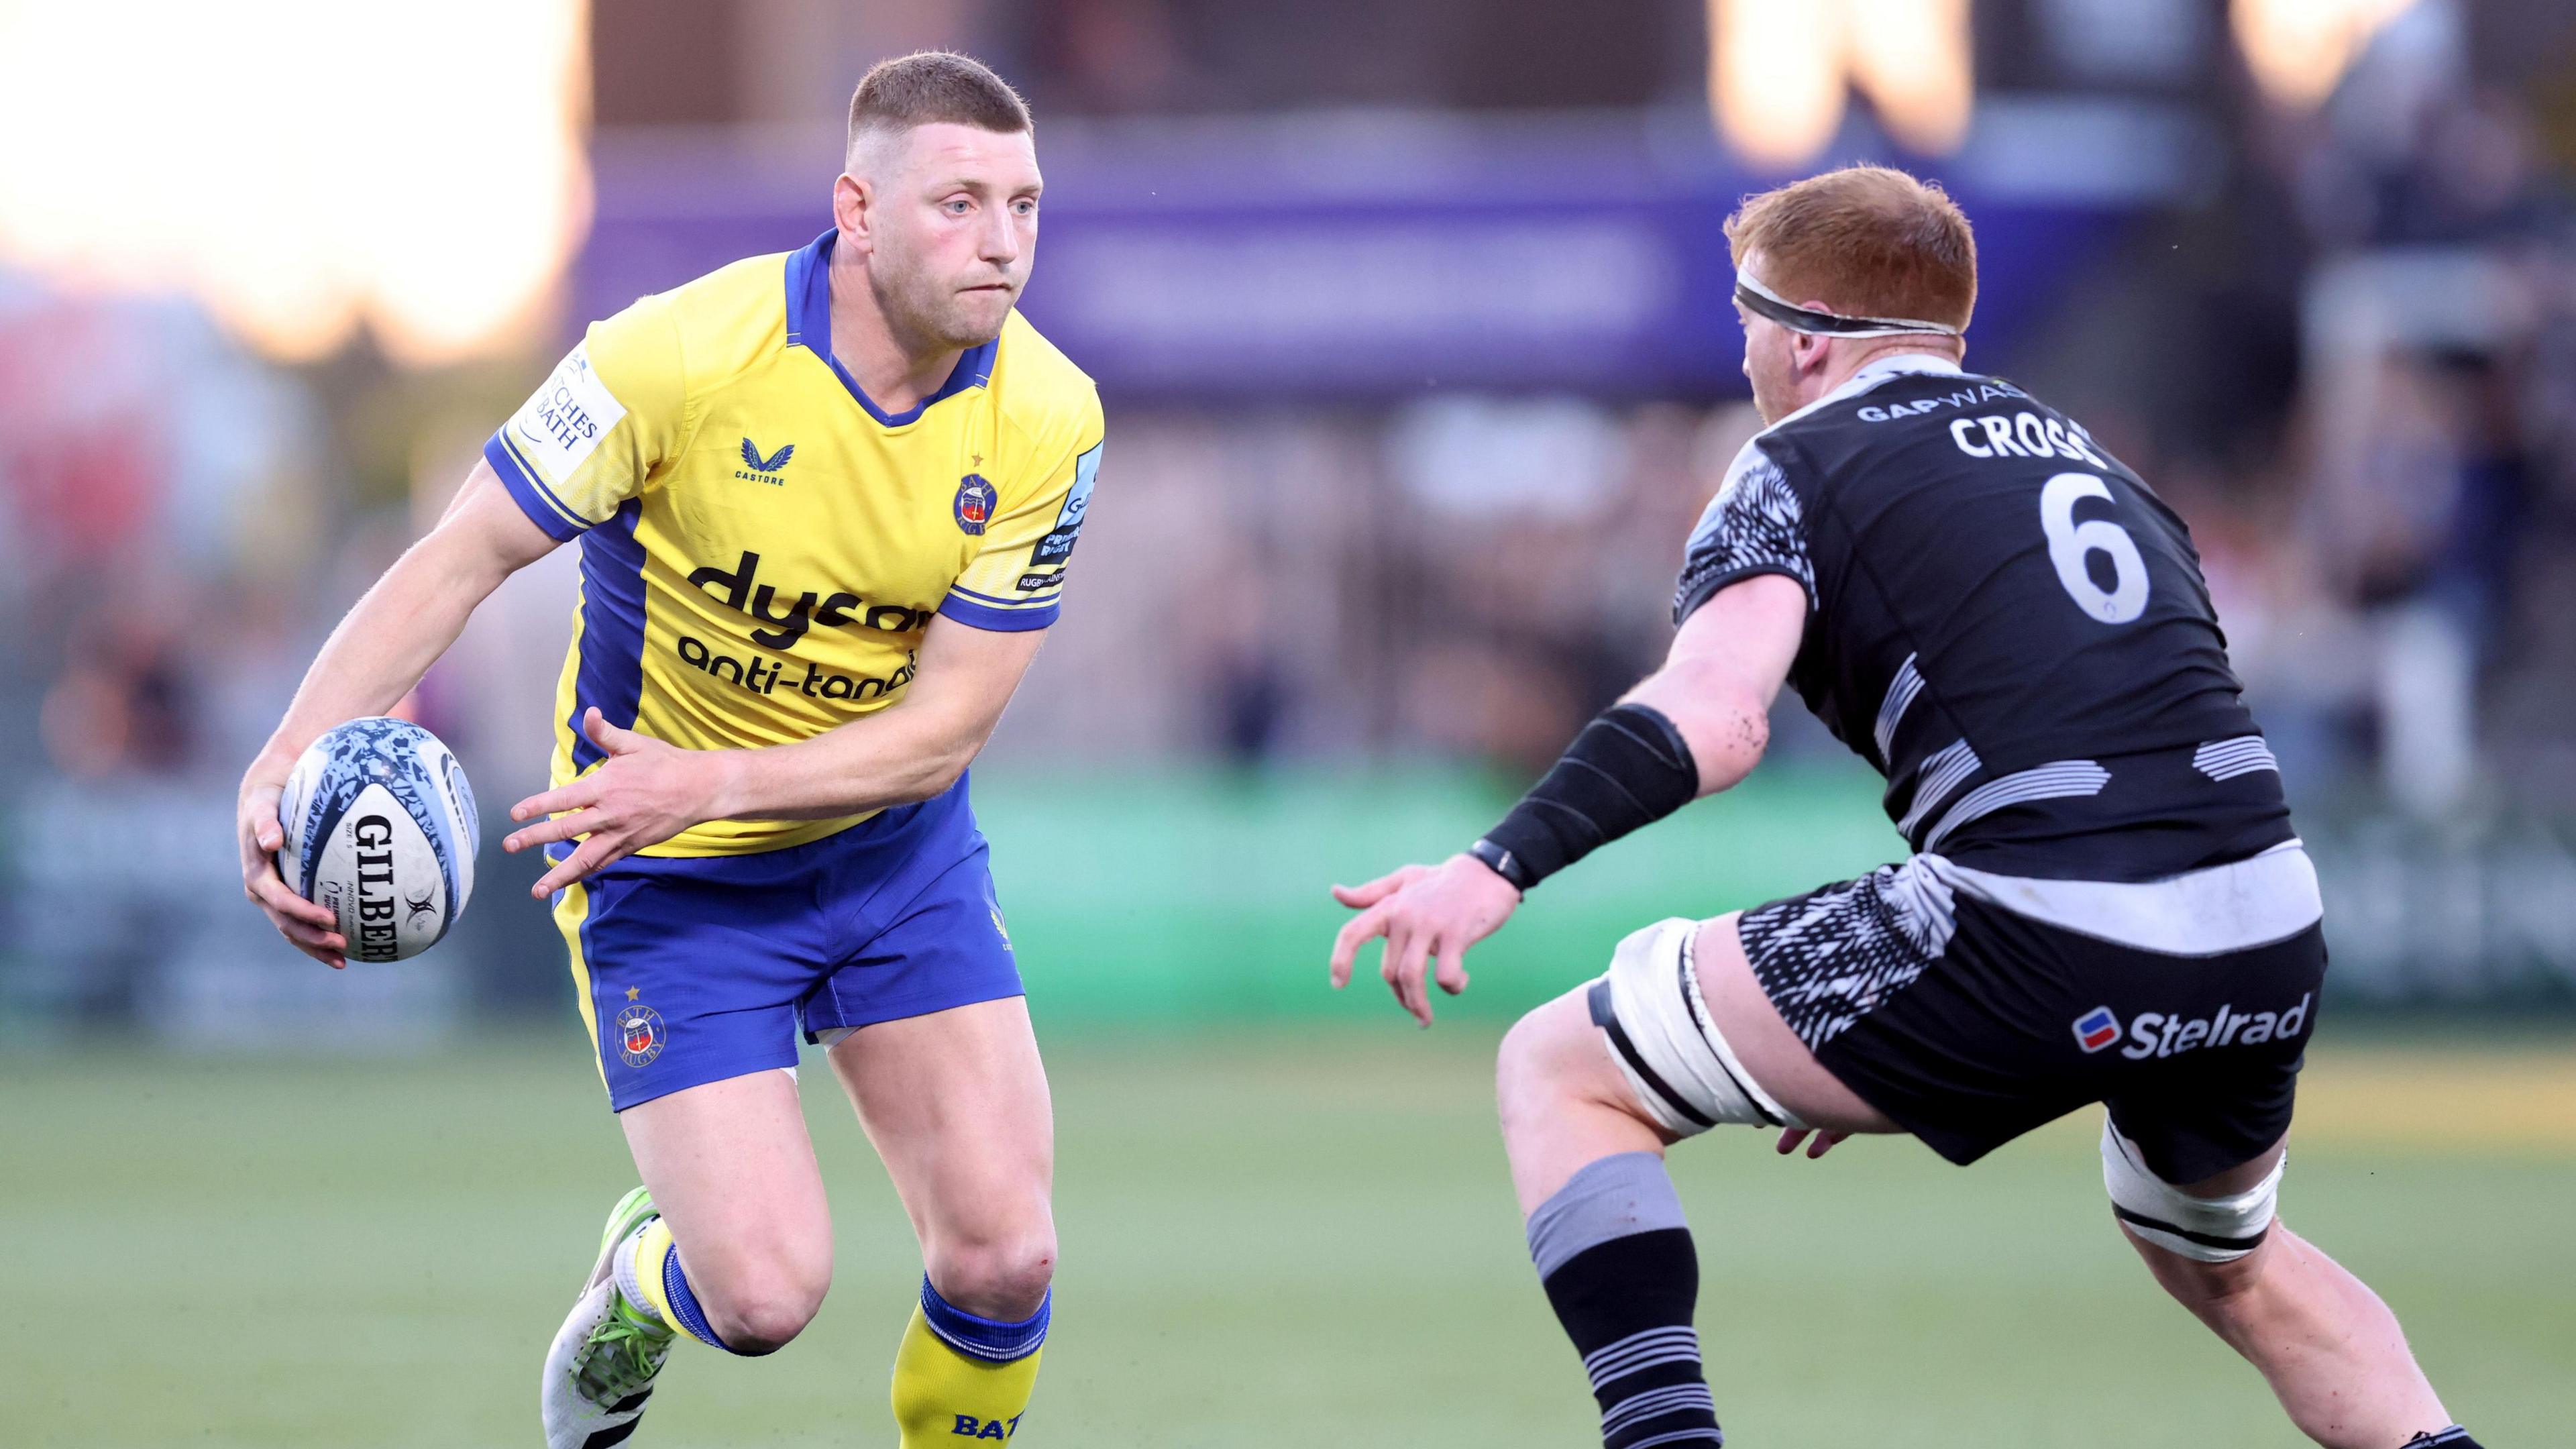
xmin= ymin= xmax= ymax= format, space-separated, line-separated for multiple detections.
xmin=485 ymin=229 xmax=1104 ymax=857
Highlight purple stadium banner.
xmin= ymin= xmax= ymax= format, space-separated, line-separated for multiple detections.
xmin=576 ymin=103 xmax=2186 ymax=399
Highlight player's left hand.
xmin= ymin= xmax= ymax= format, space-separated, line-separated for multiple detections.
xmin=1328 ymin=854 xmax=1521 ymax=1027
xmin=1775 ymin=1127 xmax=1850 ymax=1159
xmin=502 ymin=708 xmax=733 ymax=896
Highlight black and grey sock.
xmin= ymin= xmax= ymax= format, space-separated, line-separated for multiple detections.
xmin=1527 ymin=1152 xmax=1723 ymax=1449
xmin=2405 ymin=1428 xmax=2481 ymax=1448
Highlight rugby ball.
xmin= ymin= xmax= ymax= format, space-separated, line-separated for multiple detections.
xmin=275 ymin=717 xmax=480 ymax=963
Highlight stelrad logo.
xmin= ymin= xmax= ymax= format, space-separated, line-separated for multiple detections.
xmin=2120 ymin=994 xmax=2312 ymax=1061
xmin=2072 ymin=1006 xmax=2121 ymax=1053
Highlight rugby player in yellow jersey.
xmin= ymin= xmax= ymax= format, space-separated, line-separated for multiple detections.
xmin=233 ymin=53 xmax=1093 ymax=1448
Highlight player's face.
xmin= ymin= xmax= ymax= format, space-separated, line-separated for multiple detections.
xmin=1734 ymin=250 xmax=1823 ymax=425
xmin=1735 ymin=299 xmax=1799 ymax=426
xmin=863 ymin=123 xmax=1042 ymax=350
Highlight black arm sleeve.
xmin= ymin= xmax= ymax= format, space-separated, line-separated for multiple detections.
xmin=1469 ymin=702 xmax=1701 ymax=894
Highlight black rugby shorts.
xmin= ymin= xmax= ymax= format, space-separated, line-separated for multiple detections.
xmin=1738 ymin=862 xmax=2326 ymax=1184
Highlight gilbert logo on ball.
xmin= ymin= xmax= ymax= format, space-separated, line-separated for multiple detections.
xmin=276 ymin=717 xmax=480 ymax=963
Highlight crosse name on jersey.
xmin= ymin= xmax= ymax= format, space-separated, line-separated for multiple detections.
xmin=1677 ymin=354 xmax=2286 ymax=881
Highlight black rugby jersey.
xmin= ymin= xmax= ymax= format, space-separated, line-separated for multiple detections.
xmin=1676 ymin=356 xmax=2292 ymax=881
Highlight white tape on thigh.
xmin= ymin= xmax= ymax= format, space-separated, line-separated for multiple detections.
xmin=2101 ymin=1119 xmax=2282 ymax=1262
xmin=1595 ymin=917 xmax=1802 ymax=1137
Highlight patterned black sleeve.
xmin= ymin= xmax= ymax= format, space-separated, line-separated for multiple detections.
xmin=1672 ymin=440 xmax=1814 ymax=623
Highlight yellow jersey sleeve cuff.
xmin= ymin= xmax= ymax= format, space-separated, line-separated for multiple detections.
xmin=485 ymin=432 xmax=590 ymax=541
xmin=938 ymin=589 xmax=1059 ymax=633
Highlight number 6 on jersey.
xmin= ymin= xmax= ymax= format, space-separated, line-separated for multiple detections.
xmin=2040 ymin=472 xmax=2149 ymax=624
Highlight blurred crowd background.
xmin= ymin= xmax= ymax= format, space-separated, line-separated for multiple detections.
xmin=5 ymin=0 xmax=2576 ymax=1044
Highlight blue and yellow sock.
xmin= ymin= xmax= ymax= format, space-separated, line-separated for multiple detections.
xmin=615 ymin=1218 xmax=755 ymax=1354
xmin=892 ymin=1277 xmax=1049 ymax=1445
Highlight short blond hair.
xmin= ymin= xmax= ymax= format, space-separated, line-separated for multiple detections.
xmin=1725 ymin=166 xmax=1978 ymax=333
xmin=847 ymin=51 xmax=1031 ymax=155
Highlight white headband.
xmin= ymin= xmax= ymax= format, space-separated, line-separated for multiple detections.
xmin=1734 ymin=269 xmax=1964 ymax=339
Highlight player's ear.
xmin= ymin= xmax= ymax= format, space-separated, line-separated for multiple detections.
xmin=1788 ymin=304 xmax=1837 ymax=372
xmin=833 ymin=172 xmax=873 ymax=252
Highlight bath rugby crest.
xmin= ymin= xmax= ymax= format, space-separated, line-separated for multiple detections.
xmin=954 ymin=474 xmax=996 ymax=536
xmin=616 ymin=998 xmax=666 ymax=1067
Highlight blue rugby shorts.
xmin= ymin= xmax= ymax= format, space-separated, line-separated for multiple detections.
xmin=548 ymin=775 xmax=1022 ymax=1111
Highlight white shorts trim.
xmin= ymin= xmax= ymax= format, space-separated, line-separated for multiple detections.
xmin=1936 ymin=842 xmax=2322 ymax=957
xmin=1595 ymin=917 xmax=1804 ymax=1138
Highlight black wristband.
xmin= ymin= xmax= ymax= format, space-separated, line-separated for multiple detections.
xmin=1473 ymin=703 xmax=1700 ymax=894
xmin=1468 ymin=837 xmax=1529 ymax=892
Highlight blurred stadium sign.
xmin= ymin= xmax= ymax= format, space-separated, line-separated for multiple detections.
xmin=1708 ymin=0 xmax=1974 ymax=167
xmin=0 ymin=0 xmax=588 ymax=366
xmin=2312 ymin=823 xmax=2576 ymax=1002
xmin=4 ymin=782 xmax=466 ymax=1047
xmin=2232 ymin=0 xmax=2424 ymax=111
xmin=580 ymin=102 xmax=2203 ymax=400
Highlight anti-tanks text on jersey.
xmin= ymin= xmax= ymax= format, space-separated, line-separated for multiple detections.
xmin=673 ymin=633 xmax=918 ymax=702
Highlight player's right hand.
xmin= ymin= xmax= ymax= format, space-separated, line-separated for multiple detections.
xmin=236 ymin=759 xmax=347 ymax=969
xmin=1328 ymin=854 xmax=1521 ymax=1026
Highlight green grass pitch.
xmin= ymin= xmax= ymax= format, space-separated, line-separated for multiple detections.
xmin=2 ymin=1030 xmax=2568 ymax=1447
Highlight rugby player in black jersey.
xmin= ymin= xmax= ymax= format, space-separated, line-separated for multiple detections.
xmin=1328 ymin=167 xmax=2477 ymax=1449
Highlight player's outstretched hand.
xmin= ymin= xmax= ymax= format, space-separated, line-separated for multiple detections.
xmin=504 ymin=709 xmax=735 ymax=896
xmin=1775 ymin=1127 xmax=1850 ymax=1160
xmin=236 ymin=756 xmax=347 ymax=969
xmin=1328 ymin=854 xmax=1521 ymax=1027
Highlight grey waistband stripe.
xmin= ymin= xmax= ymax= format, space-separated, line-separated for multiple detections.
xmin=1931 ymin=845 xmax=2321 ymax=955
xmin=1525 ymin=1151 xmax=1689 ymax=1280
xmin=1923 ymin=759 xmax=2109 ymax=852
xmin=2194 ymin=735 xmax=2279 ymax=781
xmin=1897 ymin=738 xmax=1982 ymax=839
xmin=1874 ymin=654 xmax=1925 ymax=761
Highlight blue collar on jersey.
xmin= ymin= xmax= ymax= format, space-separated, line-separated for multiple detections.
xmin=786 ymin=229 xmax=1000 ymax=429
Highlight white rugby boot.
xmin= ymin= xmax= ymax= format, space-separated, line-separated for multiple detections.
xmin=542 ymin=1186 xmax=674 ymax=1449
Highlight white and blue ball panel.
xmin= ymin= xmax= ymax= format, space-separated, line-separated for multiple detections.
xmin=276 ymin=716 xmax=479 ymax=962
